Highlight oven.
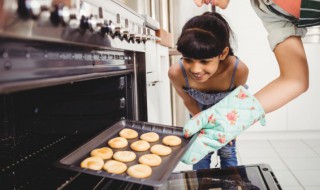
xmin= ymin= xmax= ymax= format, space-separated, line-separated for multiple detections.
xmin=0 ymin=0 xmax=150 ymax=189
xmin=0 ymin=1 xmax=282 ymax=190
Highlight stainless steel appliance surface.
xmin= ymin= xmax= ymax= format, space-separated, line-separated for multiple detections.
xmin=0 ymin=0 xmax=153 ymax=189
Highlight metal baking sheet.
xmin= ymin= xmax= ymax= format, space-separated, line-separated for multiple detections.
xmin=55 ymin=120 xmax=197 ymax=187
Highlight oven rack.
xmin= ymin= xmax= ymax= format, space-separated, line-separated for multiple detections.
xmin=0 ymin=132 xmax=91 ymax=189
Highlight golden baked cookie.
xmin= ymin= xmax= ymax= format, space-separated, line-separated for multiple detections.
xmin=113 ymin=151 xmax=136 ymax=162
xmin=90 ymin=147 xmax=113 ymax=160
xmin=150 ymin=144 xmax=172 ymax=156
xmin=130 ymin=140 xmax=150 ymax=152
xmin=138 ymin=154 xmax=162 ymax=167
xmin=162 ymin=135 xmax=182 ymax=147
xmin=119 ymin=128 xmax=138 ymax=139
xmin=127 ymin=164 xmax=152 ymax=179
xmin=140 ymin=132 xmax=159 ymax=142
xmin=108 ymin=137 xmax=128 ymax=149
xmin=80 ymin=156 xmax=104 ymax=170
xmin=103 ymin=160 xmax=127 ymax=174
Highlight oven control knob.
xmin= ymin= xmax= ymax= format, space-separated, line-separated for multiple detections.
xmin=59 ymin=5 xmax=70 ymax=25
xmin=128 ymin=23 xmax=136 ymax=43
xmin=18 ymin=0 xmax=51 ymax=19
xmin=50 ymin=4 xmax=70 ymax=26
xmin=121 ymin=19 xmax=130 ymax=41
xmin=100 ymin=20 xmax=110 ymax=36
xmin=112 ymin=14 xmax=124 ymax=39
xmin=17 ymin=0 xmax=30 ymax=18
xmin=146 ymin=28 xmax=152 ymax=41
xmin=90 ymin=17 xmax=103 ymax=32
xmin=50 ymin=5 xmax=60 ymax=25
xmin=135 ymin=26 xmax=142 ymax=43
xmin=80 ymin=15 xmax=90 ymax=31
xmin=107 ymin=21 xmax=116 ymax=36
xmin=68 ymin=8 xmax=79 ymax=29
xmin=141 ymin=27 xmax=147 ymax=43
xmin=87 ymin=16 xmax=96 ymax=31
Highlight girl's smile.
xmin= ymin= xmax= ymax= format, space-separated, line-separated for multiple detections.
xmin=182 ymin=57 xmax=220 ymax=83
xmin=191 ymin=72 xmax=207 ymax=81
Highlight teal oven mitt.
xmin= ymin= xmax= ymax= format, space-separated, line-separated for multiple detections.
xmin=181 ymin=86 xmax=266 ymax=165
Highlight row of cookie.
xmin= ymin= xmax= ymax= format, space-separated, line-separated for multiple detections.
xmin=119 ymin=128 xmax=182 ymax=146
xmin=81 ymin=156 xmax=154 ymax=178
xmin=110 ymin=128 xmax=182 ymax=149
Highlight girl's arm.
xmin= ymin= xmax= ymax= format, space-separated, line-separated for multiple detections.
xmin=231 ymin=56 xmax=249 ymax=88
xmin=254 ymin=36 xmax=309 ymax=113
xmin=168 ymin=64 xmax=201 ymax=116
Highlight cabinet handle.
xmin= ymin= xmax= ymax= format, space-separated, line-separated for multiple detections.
xmin=120 ymin=97 xmax=125 ymax=109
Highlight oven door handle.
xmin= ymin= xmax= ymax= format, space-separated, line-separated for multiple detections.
xmin=120 ymin=97 xmax=126 ymax=109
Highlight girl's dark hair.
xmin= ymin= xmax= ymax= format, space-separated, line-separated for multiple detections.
xmin=177 ymin=12 xmax=235 ymax=59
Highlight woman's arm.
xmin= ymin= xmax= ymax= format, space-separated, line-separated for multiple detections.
xmin=254 ymin=36 xmax=309 ymax=113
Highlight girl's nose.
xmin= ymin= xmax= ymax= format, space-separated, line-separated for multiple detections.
xmin=190 ymin=63 xmax=202 ymax=73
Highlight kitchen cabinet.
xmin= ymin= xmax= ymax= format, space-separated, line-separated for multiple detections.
xmin=146 ymin=42 xmax=172 ymax=125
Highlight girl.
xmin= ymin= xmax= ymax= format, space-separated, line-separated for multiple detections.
xmin=168 ymin=12 xmax=248 ymax=169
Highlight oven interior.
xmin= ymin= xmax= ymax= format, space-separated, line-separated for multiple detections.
xmin=0 ymin=38 xmax=150 ymax=189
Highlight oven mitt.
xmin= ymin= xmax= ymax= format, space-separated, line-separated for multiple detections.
xmin=181 ymin=86 xmax=266 ymax=165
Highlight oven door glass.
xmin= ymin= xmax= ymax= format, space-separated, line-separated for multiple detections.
xmin=158 ymin=164 xmax=281 ymax=190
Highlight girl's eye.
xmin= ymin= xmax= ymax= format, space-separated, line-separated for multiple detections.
xmin=200 ymin=60 xmax=209 ymax=64
xmin=183 ymin=59 xmax=193 ymax=63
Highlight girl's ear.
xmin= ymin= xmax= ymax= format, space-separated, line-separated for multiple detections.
xmin=219 ymin=47 xmax=229 ymax=60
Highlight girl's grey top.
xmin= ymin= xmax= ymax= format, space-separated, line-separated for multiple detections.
xmin=178 ymin=57 xmax=242 ymax=110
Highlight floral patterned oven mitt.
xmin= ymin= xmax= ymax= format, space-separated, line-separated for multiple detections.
xmin=181 ymin=86 xmax=266 ymax=165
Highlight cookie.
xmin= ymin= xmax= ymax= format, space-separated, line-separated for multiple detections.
xmin=127 ymin=164 xmax=152 ymax=179
xmin=138 ymin=154 xmax=162 ymax=167
xmin=140 ymin=132 xmax=159 ymax=142
xmin=108 ymin=137 xmax=128 ymax=149
xmin=150 ymin=144 xmax=172 ymax=156
xmin=90 ymin=147 xmax=113 ymax=160
xmin=113 ymin=151 xmax=136 ymax=162
xmin=130 ymin=140 xmax=150 ymax=152
xmin=162 ymin=135 xmax=182 ymax=146
xmin=103 ymin=160 xmax=127 ymax=174
xmin=119 ymin=128 xmax=138 ymax=139
xmin=80 ymin=156 xmax=104 ymax=170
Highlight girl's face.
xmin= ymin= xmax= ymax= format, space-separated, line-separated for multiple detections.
xmin=194 ymin=0 xmax=230 ymax=9
xmin=182 ymin=56 xmax=220 ymax=83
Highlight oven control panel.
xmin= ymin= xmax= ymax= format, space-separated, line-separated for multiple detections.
xmin=0 ymin=0 xmax=154 ymax=51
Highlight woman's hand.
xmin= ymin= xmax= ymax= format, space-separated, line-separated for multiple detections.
xmin=194 ymin=0 xmax=211 ymax=7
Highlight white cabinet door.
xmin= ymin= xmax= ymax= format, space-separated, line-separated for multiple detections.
xmin=146 ymin=44 xmax=172 ymax=125
xmin=156 ymin=44 xmax=172 ymax=125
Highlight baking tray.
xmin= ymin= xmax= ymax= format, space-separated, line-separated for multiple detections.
xmin=55 ymin=119 xmax=197 ymax=187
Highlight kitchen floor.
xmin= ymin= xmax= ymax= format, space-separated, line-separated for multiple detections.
xmin=174 ymin=132 xmax=320 ymax=190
